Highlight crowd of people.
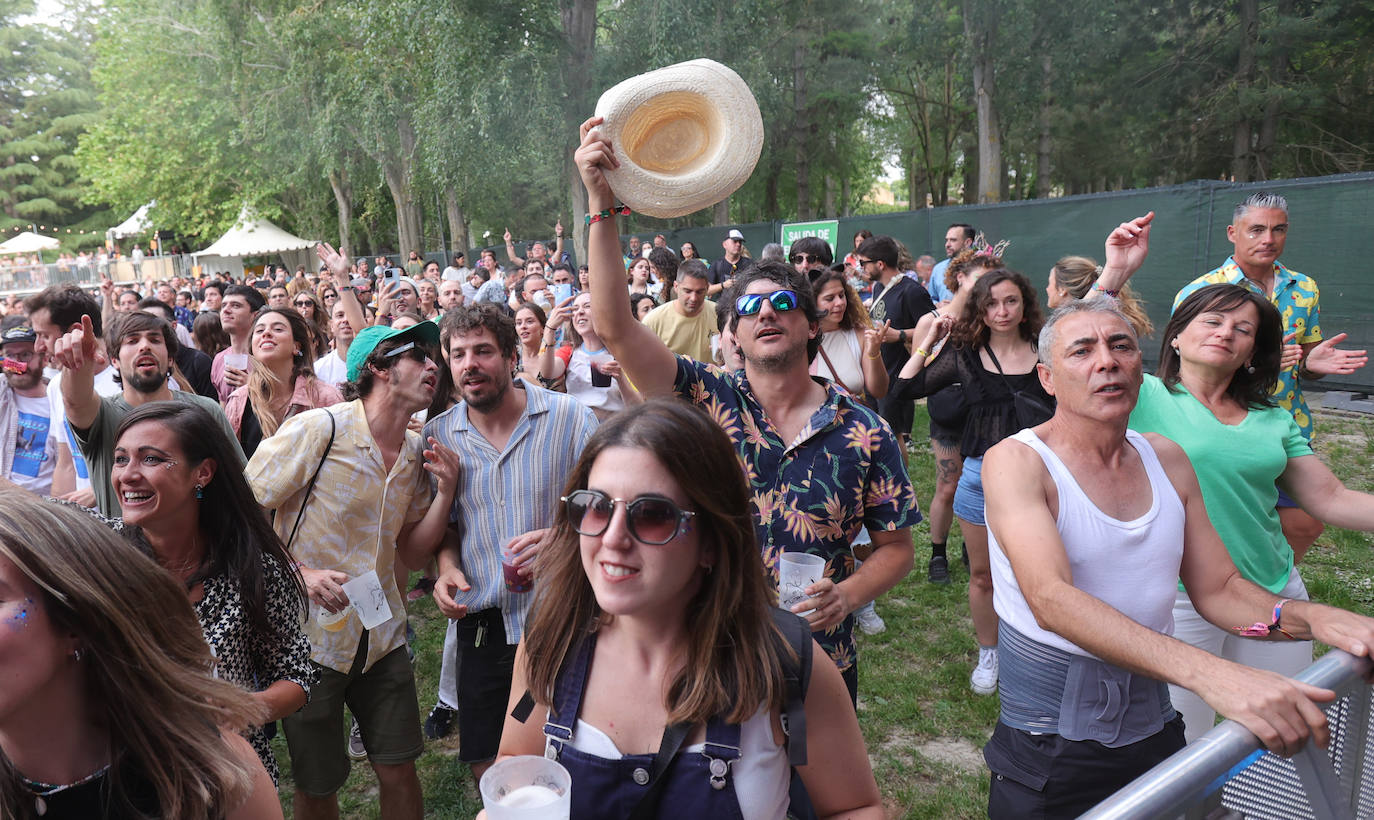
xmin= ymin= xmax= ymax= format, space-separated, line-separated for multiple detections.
xmin=0 ymin=120 xmax=1372 ymax=818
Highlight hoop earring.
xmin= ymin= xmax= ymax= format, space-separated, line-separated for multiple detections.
xmin=194 ymin=484 xmax=204 ymax=500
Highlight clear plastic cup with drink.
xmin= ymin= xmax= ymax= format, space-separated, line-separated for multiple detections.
xmin=479 ymin=755 xmax=571 ymax=820
xmin=779 ymin=552 xmax=827 ymax=613
xmin=501 ymin=542 xmax=532 ymax=594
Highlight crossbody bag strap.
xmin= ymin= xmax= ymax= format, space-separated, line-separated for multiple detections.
xmin=625 ymin=721 xmax=693 ymax=820
xmin=815 ymin=344 xmax=859 ymax=398
xmin=285 ymin=410 xmax=336 ymax=551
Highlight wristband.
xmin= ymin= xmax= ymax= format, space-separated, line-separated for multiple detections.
xmin=586 ymin=205 xmax=631 ymax=225
xmin=1092 ymin=282 xmax=1120 ymax=298
xmin=1235 ymin=598 xmax=1296 ymax=639
xmin=915 ymin=347 xmax=929 ymax=359
xmin=898 ymin=329 xmax=908 ymax=345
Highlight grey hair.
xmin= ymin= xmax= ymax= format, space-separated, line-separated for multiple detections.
xmin=1038 ymin=299 xmax=1137 ymax=367
xmin=1233 ymin=192 xmax=1289 ymax=223
xmin=760 ymin=243 xmax=785 ymax=262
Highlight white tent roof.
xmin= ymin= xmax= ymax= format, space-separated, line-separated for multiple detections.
xmin=109 ymin=202 xmax=153 ymax=239
xmin=194 ymin=207 xmax=316 ymax=258
xmin=0 ymin=231 xmax=61 ymax=255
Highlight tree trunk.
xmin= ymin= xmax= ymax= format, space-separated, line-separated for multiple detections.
xmin=379 ymin=116 xmax=422 ymax=256
xmin=963 ymin=0 xmax=1001 ymax=203
xmin=823 ymin=174 xmax=836 ymax=218
xmin=840 ymin=177 xmax=851 ymax=217
xmin=1254 ymin=0 xmax=1290 ymax=180
xmin=714 ymin=199 xmax=730 ymax=226
xmin=561 ymin=0 xmax=597 ymax=266
xmin=328 ymin=167 xmax=353 ymax=261
xmin=1232 ymin=0 xmax=1259 ymax=182
xmin=1036 ymin=53 xmax=1053 ymax=199
xmin=444 ymin=186 xmax=468 ymax=255
xmin=793 ymin=40 xmax=812 ymax=220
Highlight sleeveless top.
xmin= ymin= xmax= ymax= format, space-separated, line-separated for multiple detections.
xmin=21 ymin=762 xmax=161 ymax=819
xmin=988 ymin=428 xmax=1185 ymax=658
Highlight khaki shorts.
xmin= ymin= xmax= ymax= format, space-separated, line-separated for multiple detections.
xmin=283 ymin=631 xmax=423 ymax=796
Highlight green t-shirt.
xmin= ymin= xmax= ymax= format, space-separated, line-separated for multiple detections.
xmin=73 ymin=391 xmax=245 ymax=518
xmin=1128 ymin=374 xmax=1311 ymax=593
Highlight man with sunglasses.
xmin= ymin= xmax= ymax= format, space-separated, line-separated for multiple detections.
xmin=247 ymin=321 xmax=444 ymax=820
xmin=0 ymin=317 xmax=56 ymax=495
xmin=788 ymin=236 xmax=833 ymax=275
xmin=422 ymin=303 xmax=597 ymax=781
xmin=576 ymin=118 xmax=918 ymax=704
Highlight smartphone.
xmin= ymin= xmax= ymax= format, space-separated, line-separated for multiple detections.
xmin=382 ymin=267 xmax=404 ymax=286
xmin=552 ymin=283 xmax=574 ymax=304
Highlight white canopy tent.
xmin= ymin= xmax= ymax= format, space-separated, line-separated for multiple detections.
xmin=109 ymin=202 xmax=154 ymax=239
xmin=0 ymin=231 xmax=61 ymax=255
xmin=193 ymin=207 xmax=318 ymax=280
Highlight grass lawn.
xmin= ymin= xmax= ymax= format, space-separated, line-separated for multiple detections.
xmin=273 ymin=402 xmax=1373 ymax=818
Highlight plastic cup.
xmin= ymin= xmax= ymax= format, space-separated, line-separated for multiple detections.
xmin=779 ymin=552 xmax=827 ymax=613
xmin=314 ymin=603 xmax=349 ymax=632
xmin=224 ymin=352 xmax=249 ymax=372
xmin=589 ymin=361 xmax=612 ymax=387
xmin=501 ymin=543 xmax=532 ymax=594
xmin=479 ymin=755 xmax=571 ymax=820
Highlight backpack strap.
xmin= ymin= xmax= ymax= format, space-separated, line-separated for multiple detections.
xmin=285 ymin=410 xmax=335 ymax=552
xmin=769 ymin=607 xmax=812 ymax=767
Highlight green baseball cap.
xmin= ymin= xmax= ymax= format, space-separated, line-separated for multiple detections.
xmin=346 ymin=320 xmax=441 ymax=382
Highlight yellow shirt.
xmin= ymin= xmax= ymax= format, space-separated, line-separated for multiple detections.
xmin=246 ymin=400 xmax=430 ymax=674
xmin=643 ymin=299 xmax=718 ymax=362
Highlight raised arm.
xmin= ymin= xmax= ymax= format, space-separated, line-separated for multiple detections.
xmin=53 ymin=314 xmax=102 ymax=432
xmin=984 ymin=437 xmax=1339 ymax=757
xmin=316 ymin=242 xmax=365 ymax=341
xmin=576 ymin=117 xmax=678 ymax=397
xmin=1088 ymin=211 xmax=1155 ymax=297
xmin=503 ymin=228 xmax=526 ymax=267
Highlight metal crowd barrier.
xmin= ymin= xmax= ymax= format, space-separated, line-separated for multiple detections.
xmin=1082 ymin=649 xmax=1373 ymax=820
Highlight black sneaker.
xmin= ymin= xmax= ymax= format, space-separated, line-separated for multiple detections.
xmin=424 ymin=703 xmax=457 ymax=741
xmin=928 ymin=555 xmax=951 ymax=585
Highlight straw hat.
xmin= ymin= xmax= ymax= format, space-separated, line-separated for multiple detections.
xmin=594 ymin=59 xmax=763 ymax=219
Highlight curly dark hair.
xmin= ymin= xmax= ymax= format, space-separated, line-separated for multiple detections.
xmin=949 ymin=269 xmax=1044 ymax=349
xmin=439 ymin=302 xmax=519 ymax=359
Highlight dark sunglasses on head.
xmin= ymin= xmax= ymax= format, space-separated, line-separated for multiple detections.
xmin=385 ymin=341 xmax=433 ymax=364
xmin=562 ymin=489 xmax=696 ymax=545
xmin=734 ymin=289 xmax=800 ymax=317
xmin=789 ymin=253 xmax=822 ymax=264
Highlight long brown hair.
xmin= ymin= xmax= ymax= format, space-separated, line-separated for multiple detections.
xmin=810 ymin=269 xmax=871 ymax=331
xmin=0 ymin=491 xmax=263 ymax=819
xmin=522 ymin=400 xmax=791 ymax=726
xmin=1157 ymin=284 xmax=1282 ymax=409
xmin=950 ymin=268 xmax=1044 ymax=348
xmin=247 ymin=306 xmax=319 ymax=437
xmin=1052 ymin=255 xmax=1154 ymax=337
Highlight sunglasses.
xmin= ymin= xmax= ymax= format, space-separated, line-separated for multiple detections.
xmin=562 ymin=489 xmax=696 ymax=545
xmin=789 ymin=253 xmax=822 ymax=264
xmin=294 ymin=300 xmax=313 ymax=307
xmin=385 ymin=341 xmax=433 ymax=364
xmin=734 ymin=289 xmax=799 ymax=317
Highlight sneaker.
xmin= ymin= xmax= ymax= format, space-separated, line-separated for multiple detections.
xmin=971 ymin=647 xmax=999 ymax=695
xmin=424 ymin=703 xmax=457 ymax=741
xmin=927 ymin=555 xmax=951 ymax=585
xmin=904 ymin=439 xmax=917 ymax=455
xmin=347 ymin=718 xmax=367 ymax=760
xmin=855 ymin=604 xmax=886 ymax=635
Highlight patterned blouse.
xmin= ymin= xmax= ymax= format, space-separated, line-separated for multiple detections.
xmin=73 ymin=505 xmax=314 ymax=784
xmin=673 ymin=357 xmax=921 ymax=672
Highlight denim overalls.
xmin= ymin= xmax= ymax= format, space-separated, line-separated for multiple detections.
xmin=541 ymin=635 xmax=748 ymax=819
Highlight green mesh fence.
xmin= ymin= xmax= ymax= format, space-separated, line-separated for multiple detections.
xmin=645 ymin=172 xmax=1374 ymax=392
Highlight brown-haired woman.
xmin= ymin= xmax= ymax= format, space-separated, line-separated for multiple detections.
xmin=892 ymin=269 xmax=1052 ymax=698
xmin=224 ymin=307 xmax=342 ymax=458
xmin=1046 ymin=255 xmax=1154 ymax=337
xmin=192 ymin=311 xmax=231 ymax=358
xmin=493 ymin=400 xmax=881 ymax=819
xmin=290 ymin=291 xmax=332 ymax=359
xmin=0 ymin=489 xmax=282 ymax=819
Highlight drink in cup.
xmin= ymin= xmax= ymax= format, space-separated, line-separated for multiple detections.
xmin=589 ymin=360 xmax=613 ymax=388
xmin=479 ymin=755 xmax=571 ymax=820
xmin=501 ymin=543 xmax=532 ymax=594
xmin=314 ymin=603 xmax=349 ymax=632
xmin=224 ymin=351 xmax=249 ymax=373
xmin=778 ymin=552 xmax=826 ymax=613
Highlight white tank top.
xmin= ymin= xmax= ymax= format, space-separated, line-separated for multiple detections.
xmin=989 ymin=428 xmax=1186 ymax=658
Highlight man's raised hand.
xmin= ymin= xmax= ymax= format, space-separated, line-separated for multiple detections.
xmin=52 ymin=314 xmax=97 ymax=373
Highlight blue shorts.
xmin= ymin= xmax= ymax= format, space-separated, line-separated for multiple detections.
xmin=953 ymin=455 xmax=985 ymax=526
xmin=1275 ymin=484 xmax=1299 ymax=509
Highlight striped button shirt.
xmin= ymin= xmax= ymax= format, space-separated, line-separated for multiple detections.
xmin=423 ymin=381 xmax=598 ymax=644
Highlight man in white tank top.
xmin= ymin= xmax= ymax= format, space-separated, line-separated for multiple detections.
xmin=979 ymin=299 xmax=1374 ymax=818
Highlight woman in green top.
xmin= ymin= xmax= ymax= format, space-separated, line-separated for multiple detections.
xmin=1127 ymin=283 xmax=1374 ymax=741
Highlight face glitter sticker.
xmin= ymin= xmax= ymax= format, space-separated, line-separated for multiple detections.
xmin=6 ymin=596 xmax=33 ymax=630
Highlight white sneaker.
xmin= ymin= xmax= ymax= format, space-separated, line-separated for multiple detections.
xmin=970 ymin=647 xmax=998 ymax=695
xmin=855 ymin=604 xmax=886 ymax=635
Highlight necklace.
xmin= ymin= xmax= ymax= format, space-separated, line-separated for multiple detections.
xmin=22 ymin=763 xmax=111 ymax=816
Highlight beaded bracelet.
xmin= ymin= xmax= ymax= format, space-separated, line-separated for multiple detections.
xmin=1092 ymin=282 xmax=1120 ymax=298
xmin=586 ymin=205 xmax=631 ymax=225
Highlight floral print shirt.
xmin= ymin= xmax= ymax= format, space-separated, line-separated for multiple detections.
xmin=673 ymin=357 xmax=921 ymax=671
xmin=1174 ymin=257 xmax=1322 ymax=440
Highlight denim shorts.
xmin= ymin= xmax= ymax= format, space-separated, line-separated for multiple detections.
xmin=953 ymin=455 xmax=985 ymax=526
